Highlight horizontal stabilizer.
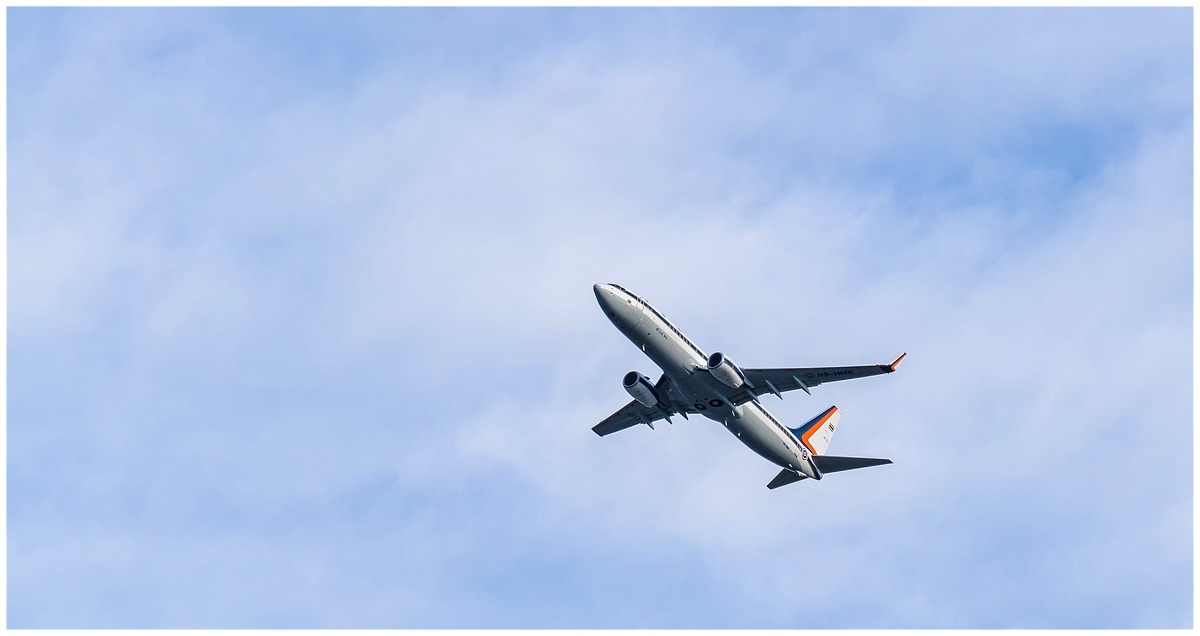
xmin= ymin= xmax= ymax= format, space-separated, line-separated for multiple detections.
xmin=812 ymin=455 xmax=892 ymax=474
xmin=767 ymin=468 xmax=806 ymax=489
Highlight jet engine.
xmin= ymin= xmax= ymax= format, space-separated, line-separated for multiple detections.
xmin=623 ymin=371 xmax=659 ymax=407
xmin=706 ymin=352 xmax=747 ymax=389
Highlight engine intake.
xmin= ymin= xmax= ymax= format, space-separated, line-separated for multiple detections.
xmin=623 ymin=371 xmax=660 ymax=407
xmin=706 ymin=352 xmax=746 ymax=389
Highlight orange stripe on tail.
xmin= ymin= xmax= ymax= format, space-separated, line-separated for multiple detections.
xmin=800 ymin=406 xmax=839 ymax=455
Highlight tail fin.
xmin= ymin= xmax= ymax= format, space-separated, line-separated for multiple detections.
xmin=790 ymin=405 xmax=841 ymax=455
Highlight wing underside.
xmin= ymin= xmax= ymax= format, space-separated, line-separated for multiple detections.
xmin=724 ymin=353 xmax=906 ymax=405
xmin=592 ymin=374 xmax=695 ymax=436
xmin=592 ymin=354 xmax=905 ymax=434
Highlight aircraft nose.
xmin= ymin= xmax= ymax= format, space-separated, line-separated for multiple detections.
xmin=594 ymin=283 xmax=616 ymax=310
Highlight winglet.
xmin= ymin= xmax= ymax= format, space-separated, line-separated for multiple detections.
xmin=887 ymin=352 xmax=907 ymax=373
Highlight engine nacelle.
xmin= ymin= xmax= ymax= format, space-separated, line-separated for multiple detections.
xmin=623 ymin=371 xmax=659 ymax=407
xmin=706 ymin=352 xmax=746 ymax=389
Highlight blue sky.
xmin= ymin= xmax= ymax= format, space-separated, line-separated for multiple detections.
xmin=7 ymin=7 xmax=1192 ymax=628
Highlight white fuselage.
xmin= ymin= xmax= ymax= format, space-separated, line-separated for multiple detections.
xmin=594 ymin=284 xmax=819 ymax=478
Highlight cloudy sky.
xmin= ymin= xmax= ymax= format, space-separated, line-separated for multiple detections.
xmin=7 ymin=7 xmax=1192 ymax=629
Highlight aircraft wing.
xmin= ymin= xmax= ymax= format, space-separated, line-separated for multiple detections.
xmin=592 ymin=374 xmax=693 ymax=436
xmin=728 ymin=353 xmax=906 ymax=404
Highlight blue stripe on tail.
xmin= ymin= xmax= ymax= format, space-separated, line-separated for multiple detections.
xmin=790 ymin=404 xmax=838 ymax=436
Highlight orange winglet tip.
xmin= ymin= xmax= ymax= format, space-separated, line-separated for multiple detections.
xmin=888 ymin=352 xmax=907 ymax=372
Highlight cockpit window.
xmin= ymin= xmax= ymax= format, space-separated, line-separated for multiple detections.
xmin=610 ymin=283 xmax=642 ymax=305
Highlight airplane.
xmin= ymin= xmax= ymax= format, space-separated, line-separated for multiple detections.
xmin=592 ymin=283 xmax=904 ymax=489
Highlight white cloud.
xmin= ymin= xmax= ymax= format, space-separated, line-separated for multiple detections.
xmin=8 ymin=7 xmax=1191 ymax=628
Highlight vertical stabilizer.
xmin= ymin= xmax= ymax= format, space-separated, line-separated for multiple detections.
xmin=791 ymin=405 xmax=841 ymax=455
